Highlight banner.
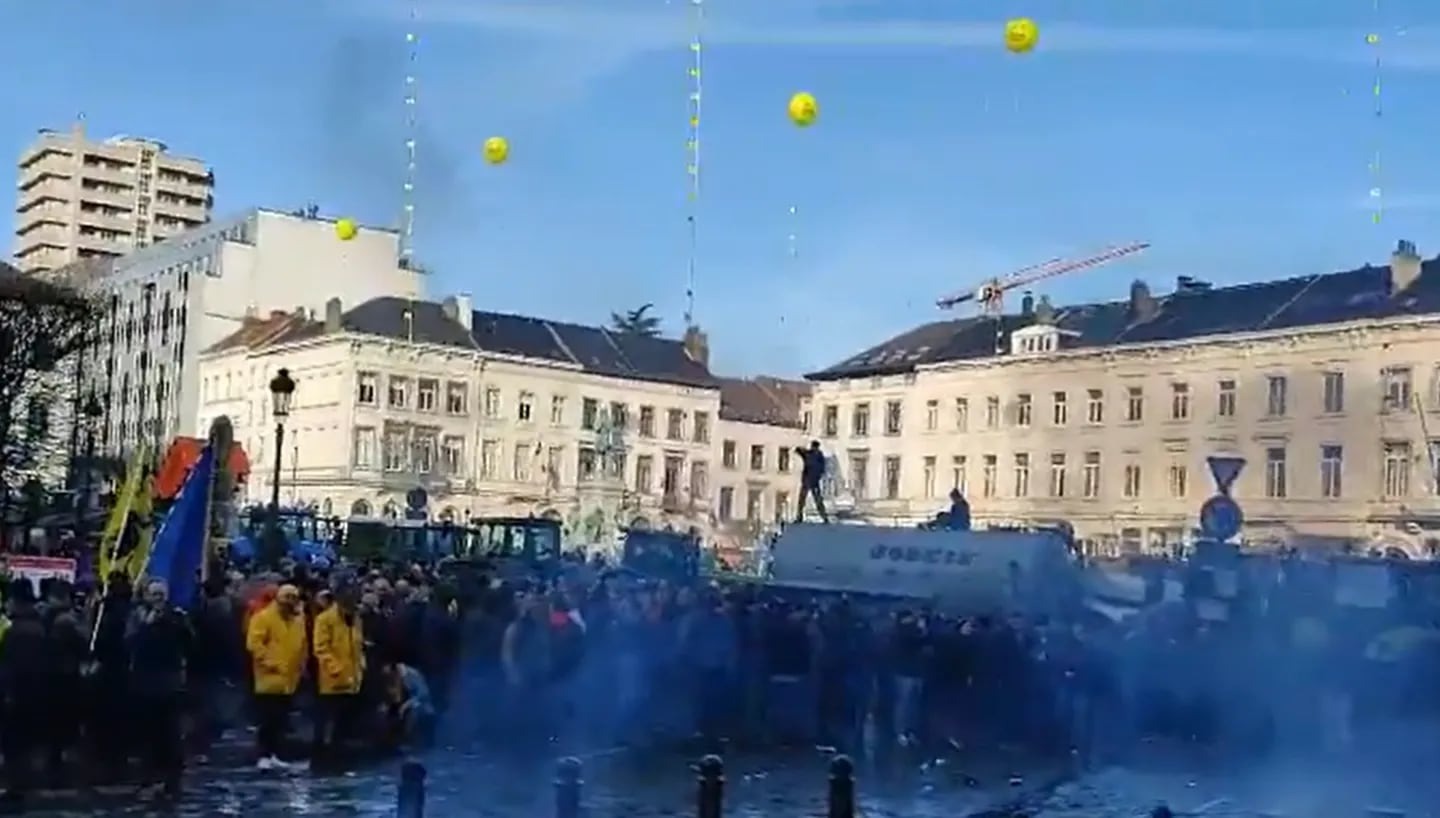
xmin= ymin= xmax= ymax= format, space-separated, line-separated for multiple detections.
xmin=98 ymin=444 xmax=148 ymax=582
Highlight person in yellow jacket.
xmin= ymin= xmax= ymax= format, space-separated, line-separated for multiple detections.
xmin=311 ymin=586 xmax=365 ymax=762
xmin=245 ymin=584 xmax=307 ymax=771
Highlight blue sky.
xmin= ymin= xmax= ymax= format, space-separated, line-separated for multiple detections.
xmin=5 ymin=0 xmax=1440 ymax=377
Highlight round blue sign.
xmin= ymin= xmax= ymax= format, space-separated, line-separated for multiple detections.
xmin=1199 ymin=494 xmax=1243 ymax=541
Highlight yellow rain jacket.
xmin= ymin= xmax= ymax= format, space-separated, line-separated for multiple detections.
xmin=245 ymin=602 xmax=307 ymax=695
xmin=312 ymin=605 xmax=365 ymax=695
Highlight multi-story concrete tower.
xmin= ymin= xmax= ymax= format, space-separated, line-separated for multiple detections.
xmin=13 ymin=122 xmax=213 ymax=273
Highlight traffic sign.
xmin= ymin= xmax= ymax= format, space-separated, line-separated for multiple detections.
xmin=1206 ymin=456 xmax=1245 ymax=496
xmin=1199 ymin=494 xmax=1244 ymax=541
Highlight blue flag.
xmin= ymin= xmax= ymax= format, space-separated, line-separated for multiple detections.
xmin=143 ymin=444 xmax=214 ymax=609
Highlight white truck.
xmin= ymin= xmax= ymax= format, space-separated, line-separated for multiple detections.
xmin=764 ymin=523 xmax=1079 ymax=616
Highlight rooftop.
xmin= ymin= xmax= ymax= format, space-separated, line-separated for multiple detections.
xmin=207 ymin=295 xmax=718 ymax=390
xmin=718 ymin=377 xmax=811 ymax=428
xmin=808 ymin=243 xmax=1440 ymax=382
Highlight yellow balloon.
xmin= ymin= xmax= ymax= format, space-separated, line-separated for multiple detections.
xmin=483 ymin=136 xmax=509 ymax=165
xmin=788 ymin=92 xmax=818 ymax=127
xmin=335 ymin=218 xmax=358 ymax=241
xmin=1004 ymin=18 xmax=1039 ymax=54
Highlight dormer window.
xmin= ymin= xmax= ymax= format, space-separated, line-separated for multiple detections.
xmin=1010 ymin=325 xmax=1063 ymax=356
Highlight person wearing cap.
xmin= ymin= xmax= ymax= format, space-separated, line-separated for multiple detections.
xmin=245 ymin=583 xmax=308 ymax=771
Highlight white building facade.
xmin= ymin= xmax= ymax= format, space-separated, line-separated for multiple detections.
xmin=802 ymin=241 xmax=1440 ymax=557
xmin=712 ymin=378 xmax=811 ymax=554
xmin=60 ymin=209 xmax=422 ymax=458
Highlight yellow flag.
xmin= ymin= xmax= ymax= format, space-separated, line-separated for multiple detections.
xmin=98 ymin=446 xmax=146 ymax=581
xmin=118 ymin=474 xmax=157 ymax=584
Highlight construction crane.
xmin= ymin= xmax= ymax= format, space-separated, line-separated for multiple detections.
xmin=936 ymin=242 xmax=1152 ymax=313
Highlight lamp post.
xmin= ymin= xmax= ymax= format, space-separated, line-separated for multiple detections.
xmin=76 ymin=391 xmax=104 ymax=542
xmin=267 ymin=368 xmax=296 ymax=565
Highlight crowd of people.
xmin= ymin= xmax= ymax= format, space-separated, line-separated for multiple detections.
xmin=0 ymin=540 xmax=1432 ymax=810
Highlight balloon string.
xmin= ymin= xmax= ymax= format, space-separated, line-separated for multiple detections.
xmin=787 ymin=205 xmax=798 ymax=259
xmin=401 ymin=3 xmax=419 ymax=264
xmin=1369 ymin=1 xmax=1384 ymax=224
xmin=684 ymin=0 xmax=703 ymax=326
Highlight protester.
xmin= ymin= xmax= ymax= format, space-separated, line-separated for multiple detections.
xmin=312 ymin=585 xmax=364 ymax=762
xmin=245 ymin=583 xmax=308 ymax=770
xmin=125 ymin=578 xmax=190 ymax=797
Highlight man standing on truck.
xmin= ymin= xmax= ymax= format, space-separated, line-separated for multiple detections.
xmin=794 ymin=441 xmax=830 ymax=524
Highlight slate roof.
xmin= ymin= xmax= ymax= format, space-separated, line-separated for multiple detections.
xmin=206 ymin=296 xmax=718 ymax=389
xmin=808 ymin=253 xmax=1440 ymax=382
xmin=718 ymin=376 xmax=812 ymax=428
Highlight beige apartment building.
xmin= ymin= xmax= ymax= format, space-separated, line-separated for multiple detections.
xmin=14 ymin=123 xmax=212 ymax=273
xmin=198 ymin=296 xmax=725 ymax=542
xmin=802 ymin=240 xmax=1440 ymax=558
xmin=713 ymin=377 xmax=811 ymax=553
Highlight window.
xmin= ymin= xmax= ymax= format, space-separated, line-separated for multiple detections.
xmin=774 ymin=491 xmax=790 ymax=523
xmin=518 ymin=391 xmax=534 ymax=422
xmin=1049 ymin=453 xmax=1066 ymax=497
xmin=801 ymin=410 xmax=812 ymax=433
xmin=609 ymin=402 xmax=629 ymax=430
xmin=1168 ymin=462 xmax=1188 ymax=498
xmin=412 ymin=433 xmax=437 ymax=473
xmin=1086 ymin=389 xmax=1104 ymax=424
xmin=1266 ymin=376 xmax=1287 ymax=417
xmin=357 ymin=372 xmax=378 ymax=406
xmin=1125 ymin=386 xmax=1143 ymax=422
xmin=1217 ymin=379 xmax=1236 ymax=418
xmin=722 ymin=440 xmax=737 ymax=469
xmin=411 ymin=379 xmax=435 ymax=412
xmin=954 ymin=398 xmax=969 ymax=432
xmin=925 ymin=400 xmax=939 ymax=431
xmin=1322 ymin=372 xmax=1345 ymax=414
xmin=442 ymin=436 xmax=464 ymax=475
xmin=1123 ymin=463 xmax=1141 ymax=498
xmin=822 ymin=405 xmax=839 ymax=437
xmin=638 ymin=406 xmax=656 ymax=437
xmin=352 ymin=426 xmax=376 ymax=469
xmin=951 ymin=455 xmax=967 ymax=495
xmin=1170 ymin=383 xmax=1190 ymax=420
xmin=718 ymin=487 xmax=734 ymax=521
xmin=1083 ymin=452 xmax=1101 ymax=498
xmin=1052 ymin=392 xmax=1068 ymax=426
xmin=884 ymin=400 xmax=903 ymax=435
xmin=778 ymin=447 xmax=791 ymax=473
xmin=513 ymin=442 xmax=533 ymax=481
xmin=387 ymin=376 xmax=410 ymax=409
xmin=1383 ymin=367 xmax=1413 ymax=412
xmin=1265 ymin=447 xmax=1287 ymax=498
xmin=848 ymin=452 xmax=870 ymax=500
xmin=480 ymin=439 xmax=499 ymax=479
xmin=982 ymin=455 xmax=997 ymax=498
xmin=746 ymin=489 xmax=762 ymax=521
xmin=446 ymin=381 xmax=467 ymax=414
xmin=922 ymin=456 xmax=937 ymax=497
xmin=985 ymin=396 xmax=1001 ymax=429
xmin=635 ymin=455 xmax=653 ymax=493
xmin=581 ymin=398 xmax=600 ymax=430
xmin=1013 ymin=453 xmax=1030 ymax=497
xmin=693 ymin=411 xmax=710 ymax=443
xmin=608 ymin=450 xmax=626 ymax=481
xmin=690 ymin=461 xmax=709 ymax=500
xmin=578 ymin=447 xmax=598 ymax=481
xmin=546 ymin=445 xmax=564 ymax=488
xmin=1321 ymin=445 xmax=1343 ymax=498
xmin=1015 ymin=394 xmax=1032 ymax=427
xmin=884 ymin=455 xmax=902 ymax=499
xmin=550 ymin=395 xmax=565 ymax=425
xmin=383 ymin=427 xmax=407 ymax=471
xmin=1383 ymin=442 xmax=1411 ymax=498
xmin=667 ymin=409 xmax=685 ymax=441
xmin=749 ymin=444 xmax=765 ymax=471
xmin=483 ymin=387 xmax=500 ymax=418
xmin=850 ymin=403 xmax=871 ymax=437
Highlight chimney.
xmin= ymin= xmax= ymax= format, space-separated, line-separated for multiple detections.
xmin=1020 ymin=291 xmax=1035 ymax=317
xmin=1390 ymin=239 xmax=1422 ymax=296
xmin=454 ymin=293 xmax=473 ymax=331
xmin=441 ymin=295 xmax=458 ymax=323
xmin=324 ymin=297 xmax=342 ymax=332
xmin=682 ymin=325 xmax=710 ymax=368
xmin=1128 ymin=279 xmax=1158 ymax=323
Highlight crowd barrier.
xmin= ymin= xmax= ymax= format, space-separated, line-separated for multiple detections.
xmin=391 ymin=754 xmax=861 ymax=818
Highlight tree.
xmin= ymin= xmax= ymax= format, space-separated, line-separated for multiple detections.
xmin=0 ymin=262 xmax=100 ymax=534
xmin=609 ymin=303 xmax=662 ymax=338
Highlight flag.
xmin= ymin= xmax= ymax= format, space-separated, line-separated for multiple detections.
xmin=143 ymin=445 xmax=214 ymax=609
xmin=117 ymin=474 xmax=156 ymax=585
xmin=98 ymin=444 xmax=148 ymax=582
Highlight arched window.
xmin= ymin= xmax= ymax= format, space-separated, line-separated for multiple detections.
xmin=350 ymin=499 xmax=372 ymax=516
xmin=321 ymin=497 xmax=334 ymax=516
xmin=383 ymin=501 xmax=400 ymax=519
xmin=440 ymin=506 xmax=457 ymax=523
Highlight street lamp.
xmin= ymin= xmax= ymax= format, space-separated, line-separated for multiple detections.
xmin=266 ymin=368 xmax=296 ymax=564
xmin=75 ymin=391 xmax=104 ymax=540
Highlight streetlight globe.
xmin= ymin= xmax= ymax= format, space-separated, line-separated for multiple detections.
xmin=269 ymin=367 xmax=297 ymax=420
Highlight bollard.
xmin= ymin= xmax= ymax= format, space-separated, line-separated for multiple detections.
xmin=827 ymin=755 xmax=855 ymax=818
xmin=555 ymin=756 xmax=583 ymax=818
xmin=397 ymin=759 xmax=427 ymax=818
xmin=696 ymin=754 xmax=725 ymax=818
